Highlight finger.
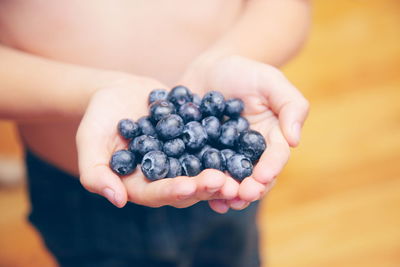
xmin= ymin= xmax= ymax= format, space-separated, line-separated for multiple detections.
xmin=238 ymin=177 xmax=265 ymax=202
xmin=79 ymin=165 xmax=128 ymax=208
xmin=216 ymin=176 xmax=240 ymax=200
xmin=77 ymin=127 xmax=128 ymax=208
xmin=258 ymin=67 xmax=310 ymax=147
xmin=208 ymin=199 xmax=230 ymax=214
xmin=252 ymin=125 xmax=290 ymax=184
xmin=260 ymin=178 xmax=277 ymax=198
xmin=123 ymin=174 xmax=197 ymax=207
xmin=228 ymin=197 xmax=250 ymax=210
xmin=194 ymin=169 xmax=227 ymax=200
xmin=278 ymin=97 xmax=310 ymax=147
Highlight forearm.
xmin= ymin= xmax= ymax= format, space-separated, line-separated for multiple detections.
xmin=202 ymin=0 xmax=311 ymax=66
xmin=0 ymin=45 xmax=132 ymax=121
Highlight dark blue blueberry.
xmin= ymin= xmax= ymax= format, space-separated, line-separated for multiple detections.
xmin=137 ymin=116 xmax=157 ymax=137
xmin=224 ymin=98 xmax=244 ymax=118
xmin=202 ymin=148 xmax=225 ymax=171
xmin=148 ymin=89 xmax=168 ymax=105
xmin=178 ymin=102 xmax=202 ymax=123
xmin=129 ymin=135 xmax=162 ymax=156
xmin=166 ymin=157 xmax=182 ymax=178
xmin=226 ymin=154 xmax=253 ymax=181
xmin=200 ymin=91 xmax=225 ymax=118
xmin=192 ymin=94 xmax=202 ymax=107
xmin=180 ymin=154 xmax=203 ymax=177
xmin=179 ymin=152 xmax=190 ymax=163
xmin=163 ymin=138 xmax=185 ymax=157
xmin=221 ymin=149 xmax=236 ymax=163
xmin=110 ymin=150 xmax=137 ymax=176
xmin=168 ymin=85 xmax=193 ymax=107
xmin=194 ymin=144 xmax=212 ymax=160
xmin=201 ymin=116 xmax=221 ymax=142
xmin=141 ymin=151 xmax=169 ymax=180
xmin=237 ymin=130 xmax=266 ymax=162
xmin=182 ymin=121 xmax=208 ymax=150
xmin=225 ymin=116 xmax=250 ymax=134
xmin=156 ymin=114 xmax=184 ymax=140
xmin=149 ymin=100 xmax=176 ymax=122
xmin=218 ymin=123 xmax=239 ymax=148
xmin=118 ymin=119 xmax=141 ymax=139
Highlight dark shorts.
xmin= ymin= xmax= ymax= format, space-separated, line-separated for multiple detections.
xmin=25 ymin=150 xmax=260 ymax=267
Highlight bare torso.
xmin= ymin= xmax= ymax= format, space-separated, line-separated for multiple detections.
xmin=0 ymin=0 xmax=243 ymax=175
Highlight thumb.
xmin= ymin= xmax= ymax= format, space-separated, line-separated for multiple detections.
xmin=79 ymin=165 xmax=128 ymax=208
xmin=278 ymin=98 xmax=310 ymax=147
xmin=76 ymin=127 xmax=128 ymax=208
xmin=258 ymin=66 xmax=310 ymax=147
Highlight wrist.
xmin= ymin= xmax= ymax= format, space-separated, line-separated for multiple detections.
xmin=65 ymin=69 xmax=146 ymax=118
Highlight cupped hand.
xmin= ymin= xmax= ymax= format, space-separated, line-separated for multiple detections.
xmin=76 ymin=76 xmax=238 ymax=209
xmin=180 ymin=55 xmax=309 ymax=212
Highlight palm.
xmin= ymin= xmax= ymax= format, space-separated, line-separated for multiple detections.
xmin=181 ymin=56 xmax=299 ymax=203
xmin=78 ymin=84 xmax=236 ymax=210
xmin=206 ymin=59 xmax=280 ymax=138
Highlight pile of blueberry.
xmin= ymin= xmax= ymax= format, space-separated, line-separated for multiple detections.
xmin=109 ymin=85 xmax=266 ymax=181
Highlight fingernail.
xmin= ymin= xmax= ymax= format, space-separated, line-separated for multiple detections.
xmin=214 ymin=200 xmax=229 ymax=214
xmin=114 ymin=191 xmax=124 ymax=207
xmin=230 ymin=199 xmax=247 ymax=210
xmin=291 ymin=122 xmax=301 ymax=142
xmin=103 ymin=188 xmax=118 ymax=207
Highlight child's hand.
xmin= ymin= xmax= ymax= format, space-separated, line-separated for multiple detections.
xmin=180 ymin=56 xmax=309 ymax=212
xmin=76 ymin=76 xmax=238 ymax=208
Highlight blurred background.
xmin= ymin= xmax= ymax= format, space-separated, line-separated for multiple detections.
xmin=0 ymin=0 xmax=399 ymax=266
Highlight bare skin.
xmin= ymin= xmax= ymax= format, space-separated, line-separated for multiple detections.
xmin=0 ymin=0 xmax=310 ymax=212
xmin=0 ymin=0 xmax=243 ymax=175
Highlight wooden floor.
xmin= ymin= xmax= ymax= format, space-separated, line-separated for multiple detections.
xmin=0 ymin=1 xmax=399 ymax=266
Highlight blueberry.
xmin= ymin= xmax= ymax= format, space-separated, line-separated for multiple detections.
xmin=192 ymin=94 xmax=202 ymax=107
xmin=137 ymin=116 xmax=157 ymax=137
xmin=148 ymin=89 xmax=168 ymax=105
xmin=224 ymin=98 xmax=244 ymax=118
xmin=149 ymin=100 xmax=176 ymax=122
xmin=237 ymin=130 xmax=266 ymax=162
xmin=182 ymin=121 xmax=208 ymax=150
xmin=179 ymin=152 xmax=190 ymax=163
xmin=118 ymin=119 xmax=141 ymax=139
xmin=201 ymin=116 xmax=221 ymax=142
xmin=200 ymin=91 xmax=225 ymax=118
xmin=202 ymin=148 xmax=225 ymax=171
xmin=156 ymin=114 xmax=184 ymax=140
xmin=226 ymin=154 xmax=253 ymax=181
xmin=166 ymin=157 xmax=182 ymax=178
xmin=168 ymin=85 xmax=193 ymax=107
xmin=180 ymin=154 xmax=203 ymax=177
xmin=225 ymin=116 xmax=250 ymax=134
xmin=141 ymin=151 xmax=169 ymax=180
xmin=221 ymin=149 xmax=236 ymax=163
xmin=218 ymin=122 xmax=239 ymax=148
xmin=110 ymin=150 xmax=137 ymax=176
xmin=129 ymin=135 xmax=162 ymax=156
xmin=194 ymin=144 xmax=212 ymax=160
xmin=163 ymin=138 xmax=185 ymax=157
xmin=178 ymin=102 xmax=202 ymax=123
